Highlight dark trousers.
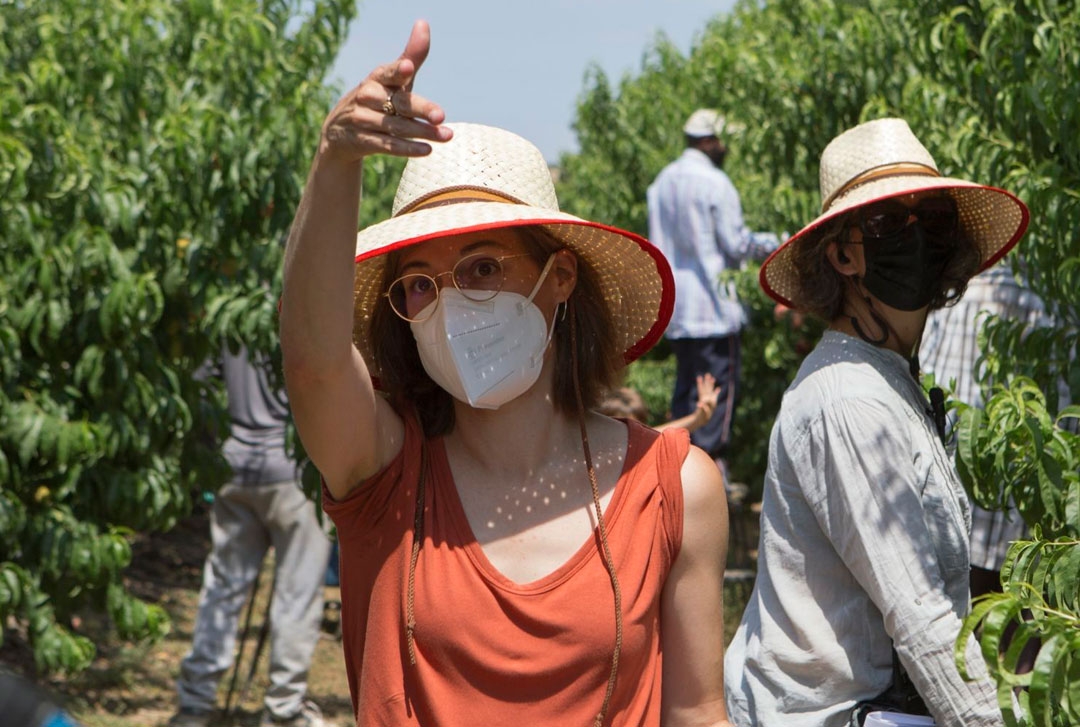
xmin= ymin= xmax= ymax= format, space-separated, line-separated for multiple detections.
xmin=669 ymin=334 xmax=741 ymax=460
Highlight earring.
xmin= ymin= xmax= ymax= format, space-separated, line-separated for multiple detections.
xmin=556 ymin=301 xmax=568 ymax=322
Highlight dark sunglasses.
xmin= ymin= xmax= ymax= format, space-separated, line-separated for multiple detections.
xmin=857 ymin=196 xmax=959 ymax=239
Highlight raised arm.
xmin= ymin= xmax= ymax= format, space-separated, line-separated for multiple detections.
xmin=655 ymin=374 xmax=719 ymax=434
xmin=710 ymin=177 xmax=779 ymax=263
xmin=280 ymin=20 xmax=451 ymax=499
xmin=661 ymin=445 xmax=733 ymax=727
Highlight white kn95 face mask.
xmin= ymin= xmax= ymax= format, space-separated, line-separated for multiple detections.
xmin=410 ymin=254 xmax=558 ymax=410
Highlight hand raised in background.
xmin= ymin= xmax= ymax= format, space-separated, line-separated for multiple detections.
xmin=694 ymin=373 xmax=720 ymax=420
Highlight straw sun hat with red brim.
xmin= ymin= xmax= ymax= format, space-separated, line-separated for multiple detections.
xmin=759 ymin=117 xmax=1030 ymax=311
xmin=352 ymin=122 xmax=675 ymax=382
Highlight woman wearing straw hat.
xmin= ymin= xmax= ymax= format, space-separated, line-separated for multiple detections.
xmin=722 ymin=118 xmax=1029 ymax=726
xmin=280 ymin=20 xmax=733 ymax=727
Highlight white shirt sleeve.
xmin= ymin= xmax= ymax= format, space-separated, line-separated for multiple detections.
xmin=797 ymin=397 xmax=1002 ymax=725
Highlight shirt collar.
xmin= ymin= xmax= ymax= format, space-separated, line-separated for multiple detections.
xmin=681 ymin=147 xmax=715 ymax=166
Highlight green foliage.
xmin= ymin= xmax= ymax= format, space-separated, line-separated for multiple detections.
xmin=560 ymin=0 xmax=1079 ymax=720
xmin=622 ymin=346 xmax=675 ymax=427
xmin=955 ymin=380 xmax=1080 ymax=535
xmin=0 ymin=0 xmax=355 ymax=674
xmin=953 ymin=381 xmax=1080 ymax=726
xmin=956 ymin=538 xmax=1080 ymax=727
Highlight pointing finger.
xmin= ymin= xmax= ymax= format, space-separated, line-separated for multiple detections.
xmin=374 ymin=19 xmax=431 ymax=92
xmin=399 ymin=19 xmax=431 ymax=91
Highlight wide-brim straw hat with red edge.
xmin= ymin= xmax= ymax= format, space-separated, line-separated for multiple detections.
xmin=352 ymin=122 xmax=674 ymax=380
xmin=759 ymin=117 xmax=1030 ymax=311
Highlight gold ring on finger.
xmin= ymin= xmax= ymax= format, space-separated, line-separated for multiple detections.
xmin=382 ymin=91 xmax=397 ymax=116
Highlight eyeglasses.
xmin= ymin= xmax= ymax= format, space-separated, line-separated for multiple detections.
xmin=384 ymin=252 xmax=535 ymax=322
xmin=857 ymin=195 xmax=959 ymax=240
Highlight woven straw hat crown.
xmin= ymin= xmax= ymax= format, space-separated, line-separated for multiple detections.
xmin=817 ymin=118 xmax=939 ymax=214
xmin=351 ymin=123 xmax=674 ymax=381
xmin=759 ymin=118 xmax=1029 ymax=310
xmin=390 ymin=124 xmax=559 ymax=216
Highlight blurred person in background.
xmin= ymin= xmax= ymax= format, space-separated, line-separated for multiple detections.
xmin=920 ymin=261 xmax=1057 ymax=674
xmin=167 ymin=345 xmax=334 ymax=727
xmin=647 ymin=108 xmax=780 ymax=481
xmin=920 ymin=262 xmax=1048 ymax=599
xmin=597 ymin=373 xmax=720 ymax=434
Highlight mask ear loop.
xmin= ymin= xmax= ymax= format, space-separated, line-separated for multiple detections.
xmin=525 ymin=255 xmax=564 ymax=367
xmin=531 ymin=304 xmax=562 ymax=369
xmin=835 ymin=227 xmax=889 ymax=346
xmin=519 ymin=252 xmax=559 ymax=311
xmin=848 ymin=276 xmax=890 ymax=346
xmin=850 ymin=309 xmax=890 ymax=346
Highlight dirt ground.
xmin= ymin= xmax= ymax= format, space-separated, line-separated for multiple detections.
xmin=4 ymin=502 xmax=355 ymax=727
xmin=5 ymin=500 xmax=757 ymax=727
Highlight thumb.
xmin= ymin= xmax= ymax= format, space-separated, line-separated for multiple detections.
xmin=398 ymin=19 xmax=431 ymax=91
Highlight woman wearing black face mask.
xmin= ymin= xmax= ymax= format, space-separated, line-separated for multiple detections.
xmin=828 ymin=190 xmax=980 ymax=358
xmin=724 ymin=118 xmax=1030 ymax=727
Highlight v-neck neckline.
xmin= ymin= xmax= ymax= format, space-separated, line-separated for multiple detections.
xmin=430 ymin=422 xmax=638 ymax=594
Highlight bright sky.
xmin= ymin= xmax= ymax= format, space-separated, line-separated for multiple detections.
xmin=328 ymin=0 xmax=737 ymax=163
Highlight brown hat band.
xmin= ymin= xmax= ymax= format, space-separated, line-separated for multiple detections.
xmin=401 ymin=188 xmax=520 ymax=215
xmin=821 ymin=162 xmax=941 ymax=213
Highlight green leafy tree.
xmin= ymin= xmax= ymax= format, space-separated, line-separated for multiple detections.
xmin=559 ymin=0 xmax=1079 ymax=721
xmin=952 ymin=381 xmax=1080 ymax=725
xmin=0 ymin=0 xmax=359 ymax=675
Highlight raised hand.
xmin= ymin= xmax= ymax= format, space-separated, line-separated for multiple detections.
xmin=319 ymin=19 xmax=452 ymax=164
xmin=695 ymin=373 xmax=719 ymax=418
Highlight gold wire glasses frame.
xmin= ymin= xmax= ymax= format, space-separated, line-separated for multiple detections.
xmin=384 ymin=252 xmax=535 ymax=323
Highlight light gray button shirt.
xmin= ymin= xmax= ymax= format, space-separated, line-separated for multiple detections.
xmin=724 ymin=331 xmax=1000 ymax=726
xmin=646 ymin=148 xmax=778 ymax=339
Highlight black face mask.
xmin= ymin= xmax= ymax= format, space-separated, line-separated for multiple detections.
xmin=860 ymin=223 xmax=954 ymax=311
xmin=708 ymin=148 xmax=727 ymax=170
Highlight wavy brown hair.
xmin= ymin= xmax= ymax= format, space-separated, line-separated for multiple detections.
xmin=368 ymin=225 xmax=622 ymax=437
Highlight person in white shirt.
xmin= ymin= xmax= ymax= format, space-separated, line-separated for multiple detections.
xmin=920 ymin=264 xmax=1049 ymax=583
xmin=725 ymin=118 xmax=1029 ymax=726
xmin=646 ymin=109 xmax=778 ymax=476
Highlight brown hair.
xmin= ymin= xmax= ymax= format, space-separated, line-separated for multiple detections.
xmin=790 ymin=216 xmax=848 ymax=322
xmin=791 ymin=193 xmax=983 ymax=322
xmin=368 ymin=225 xmax=622 ymax=437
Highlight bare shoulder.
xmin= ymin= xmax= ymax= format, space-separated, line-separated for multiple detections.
xmin=679 ymin=444 xmax=727 ymax=514
xmin=678 ymin=444 xmax=729 ymax=556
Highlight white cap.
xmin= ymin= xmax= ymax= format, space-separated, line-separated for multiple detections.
xmin=683 ymin=109 xmax=725 ymax=138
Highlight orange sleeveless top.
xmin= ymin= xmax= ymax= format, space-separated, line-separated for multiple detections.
xmin=323 ymin=413 xmax=688 ymax=727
